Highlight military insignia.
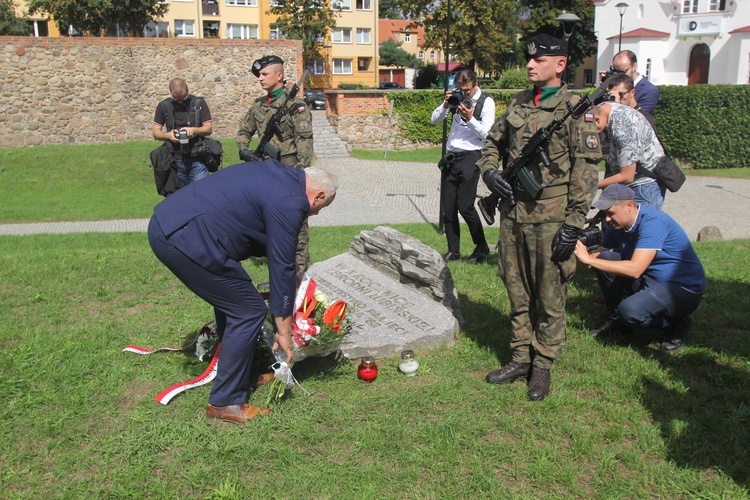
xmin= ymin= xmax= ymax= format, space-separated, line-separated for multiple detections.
xmin=298 ymin=120 xmax=310 ymax=131
xmin=527 ymin=42 xmax=537 ymax=55
xmin=297 ymin=106 xmax=306 ymax=113
xmin=584 ymin=112 xmax=594 ymax=123
xmin=586 ymin=134 xmax=599 ymax=149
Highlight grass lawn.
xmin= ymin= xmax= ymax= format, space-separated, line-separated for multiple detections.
xmin=1 ymin=141 xmax=749 ymax=496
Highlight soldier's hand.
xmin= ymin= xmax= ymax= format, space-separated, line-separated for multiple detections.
xmin=483 ymin=169 xmax=515 ymax=204
xmin=239 ymin=149 xmax=261 ymax=162
xmin=551 ymin=223 xmax=581 ymax=262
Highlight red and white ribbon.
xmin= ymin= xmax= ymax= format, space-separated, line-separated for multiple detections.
xmin=154 ymin=344 xmax=221 ymax=405
xmin=122 ymin=344 xmax=182 ymax=355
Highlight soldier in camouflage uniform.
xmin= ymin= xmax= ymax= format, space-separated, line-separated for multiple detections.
xmin=237 ymin=55 xmax=315 ymax=269
xmin=477 ymin=35 xmax=602 ymax=401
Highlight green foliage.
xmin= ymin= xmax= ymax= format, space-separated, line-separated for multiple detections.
xmin=26 ymin=0 xmax=168 ymax=36
xmin=0 ymin=0 xmax=31 ymax=35
xmin=493 ymin=67 xmax=529 ymax=90
xmin=269 ymin=0 xmax=338 ymax=62
xmin=378 ymin=0 xmax=403 ymax=19
xmin=655 ymin=84 xmax=750 ymax=169
xmin=519 ymin=0 xmax=598 ymax=81
xmin=415 ymin=62 xmax=439 ymax=89
xmin=337 ymin=83 xmax=370 ymax=90
xmin=379 ymin=39 xmax=418 ymax=68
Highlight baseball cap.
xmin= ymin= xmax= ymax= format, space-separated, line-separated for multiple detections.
xmin=252 ymin=55 xmax=284 ymax=77
xmin=525 ymin=34 xmax=567 ymax=60
xmin=593 ymin=184 xmax=636 ymax=210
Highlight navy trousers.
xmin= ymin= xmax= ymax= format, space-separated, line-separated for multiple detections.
xmin=148 ymin=217 xmax=267 ymax=407
xmin=596 ymin=251 xmax=702 ymax=332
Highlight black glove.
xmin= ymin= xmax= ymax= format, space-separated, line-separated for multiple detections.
xmin=482 ymin=169 xmax=515 ymax=204
xmin=551 ymin=223 xmax=581 ymax=263
xmin=239 ymin=149 xmax=261 ymax=162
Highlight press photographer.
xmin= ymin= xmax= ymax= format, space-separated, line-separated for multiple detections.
xmin=430 ymin=69 xmax=496 ymax=264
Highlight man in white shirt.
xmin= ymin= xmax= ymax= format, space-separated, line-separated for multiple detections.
xmin=431 ymin=69 xmax=496 ymax=264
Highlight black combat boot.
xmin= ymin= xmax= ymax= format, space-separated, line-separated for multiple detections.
xmin=486 ymin=361 xmax=531 ymax=385
xmin=527 ymin=365 xmax=551 ymax=401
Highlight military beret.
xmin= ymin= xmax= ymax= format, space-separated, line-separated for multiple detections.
xmin=251 ymin=55 xmax=284 ymax=77
xmin=525 ymin=34 xmax=567 ymax=59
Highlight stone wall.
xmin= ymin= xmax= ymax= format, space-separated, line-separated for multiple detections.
xmin=0 ymin=36 xmax=303 ymax=148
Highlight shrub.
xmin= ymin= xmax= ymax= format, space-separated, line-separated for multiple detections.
xmin=493 ymin=68 xmax=529 ymax=90
xmin=338 ymin=83 xmax=370 ymax=90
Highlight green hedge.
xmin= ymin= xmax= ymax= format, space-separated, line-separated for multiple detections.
xmin=387 ymin=85 xmax=750 ymax=169
xmin=654 ymin=85 xmax=750 ymax=169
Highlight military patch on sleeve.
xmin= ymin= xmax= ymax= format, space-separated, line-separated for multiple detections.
xmin=585 ymin=134 xmax=599 ymax=149
xmin=297 ymin=106 xmax=307 ymax=113
xmin=298 ymin=120 xmax=310 ymax=131
xmin=584 ymin=112 xmax=594 ymax=123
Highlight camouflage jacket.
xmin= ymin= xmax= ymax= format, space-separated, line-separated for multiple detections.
xmin=477 ymin=85 xmax=601 ymax=228
xmin=236 ymin=93 xmax=314 ymax=169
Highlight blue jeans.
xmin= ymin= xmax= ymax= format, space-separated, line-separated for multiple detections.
xmin=176 ymin=156 xmax=209 ymax=187
xmin=631 ymin=181 xmax=664 ymax=210
xmin=595 ymin=251 xmax=702 ymax=332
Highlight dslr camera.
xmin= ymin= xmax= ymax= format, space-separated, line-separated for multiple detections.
xmin=600 ymin=66 xmax=624 ymax=84
xmin=175 ymin=129 xmax=190 ymax=154
xmin=447 ymin=88 xmax=473 ymax=111
xmin=578 ymin=211 xmax=606 ymax=250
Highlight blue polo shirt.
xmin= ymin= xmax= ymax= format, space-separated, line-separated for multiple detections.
xmin=602 ymin=206 xmax=706 ymax=293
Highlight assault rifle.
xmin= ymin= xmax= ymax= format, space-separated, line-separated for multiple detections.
xmin=254 ymin=70 xmax=309 ymax=160
xmin=502 ymin=81 xmax=609 ymax=200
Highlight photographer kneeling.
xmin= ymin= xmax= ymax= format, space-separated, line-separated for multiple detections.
xmin=574 ymin=184 xmax=705 ymax=352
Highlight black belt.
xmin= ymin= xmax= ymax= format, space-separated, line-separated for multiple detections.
xmin=447 ymin=149 xmax=481 ymax=158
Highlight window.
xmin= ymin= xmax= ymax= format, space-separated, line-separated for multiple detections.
xmin=356 ymin=28 xmax=370 ymax=44
xmin=356 ymin=0 xmax=371 ymax=9
xmin=333 ymin=59 xmax=352 ymax=74
xmin=308 ymin=59 xmax=325 ymax=75
xmin=269 ymin=28 xmax=286 ymax=39
xmin=175 ymin=20 xmax=195 ymax=37
xmin=430 ymin=51 xmax=435 ymax=60
xmin=645 ymin=58 xmax=652 ymax=80
xmin=227 ymin=24 xmax=257 ymax=39
xmin=708 ymin=0 xmax=726 ymax=11
xmin=404 ymin=33 xmax=411 ymax=43
xmin=226 ymin=0 xmax=257 ymax=5
xmin=584 ymin=69 xmax=593 ymax=86
xmin=333 ymin=0 xmax=351 ymax=10
xmin=358 ymin=57 xmax=372 ymax=71
xmin=332 ymin=28 xmax=351 ymax=43
xmin=682 ymin=0 xmax=697 ymax=14
xmin=419 ymin=50 xmax=424 ymax=59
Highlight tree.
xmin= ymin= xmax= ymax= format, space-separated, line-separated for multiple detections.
xmin=518 ymin=0 xmax=598 ymax=81
xmin=269 ymin=0 xmax=340 ymax=64
xmin=379 ymin=39 xmax=418 ymax=68
xmin=379 ymin=0 xmax=403 ymax=19
xmin=0 ymin=0 xmax=31 ymax=35
xmin=398 ymin=0 xmax=524 ymax=78
xmin=26 ymin=0 xmax=167 ymax=36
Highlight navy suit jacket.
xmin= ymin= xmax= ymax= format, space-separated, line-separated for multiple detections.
xmin=152 ymin=159 xmax=309 ymax=316
xmin=634 ymin=77 xmax=659 ymax=114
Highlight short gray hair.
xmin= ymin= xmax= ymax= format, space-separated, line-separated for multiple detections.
xmin=304 ymin=167 xmax=339 ymax=197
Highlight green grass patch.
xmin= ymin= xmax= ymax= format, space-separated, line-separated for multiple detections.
xmin=1 ymin=227 xmax=749 ymax=497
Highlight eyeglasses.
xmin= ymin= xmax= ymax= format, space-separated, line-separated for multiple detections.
xmin=616 ymin=66 xmax=633 ymax=74
xmin=617 ymin=91 xmax=631 ymax=99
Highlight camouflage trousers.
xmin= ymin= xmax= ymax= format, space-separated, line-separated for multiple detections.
xmin=297 ymin=218 xmax=309 ymax=270
xmin=497 ymin=216 xmax=576 ymax=369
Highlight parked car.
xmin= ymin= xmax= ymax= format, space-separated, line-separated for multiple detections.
xmin=304 ymin=89 xmax=327 ymax=110
xmin=379 ymin=81 xmax=405 ymax=89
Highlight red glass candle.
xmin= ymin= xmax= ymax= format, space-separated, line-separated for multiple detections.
xmin=357 ymin=356 xmax=378 ymax=383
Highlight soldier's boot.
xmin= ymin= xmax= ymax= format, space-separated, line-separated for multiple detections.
xmin=527 ymin=366 xmax=551 ymax=401
xmin=486 ymin=361 xmax=531 ymax=385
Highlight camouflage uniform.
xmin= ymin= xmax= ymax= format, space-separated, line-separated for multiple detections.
xmin=477 ymin=85 xmax=601 ymax=369
xmin=237 ymin=93 xmax=314 ymax=268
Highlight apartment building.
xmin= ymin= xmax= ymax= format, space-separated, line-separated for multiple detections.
xmin=13 ymin=0 xmax=379 ymax=89
xmin=378 ymin=19 xmax=445 ymax=88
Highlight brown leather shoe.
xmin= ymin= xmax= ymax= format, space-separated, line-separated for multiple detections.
xmin=252 ymin=373 xmax=275 ymax=388
xmin=527 ymin=366 xmax=551 ymax=401
xmin=486 ymin=361 xmax=531 ymax=385
xmin=206 ymin=403 xmax=271 ymax=423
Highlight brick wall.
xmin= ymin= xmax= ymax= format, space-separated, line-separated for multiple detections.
xmin=0 ymin=36 xmax=303 ymax=148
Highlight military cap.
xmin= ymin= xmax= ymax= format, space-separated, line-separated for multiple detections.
xmin=525 ymin=34 xmax=567 ymax=59
xmin=251 ymin=55 xmax=285 ymax=77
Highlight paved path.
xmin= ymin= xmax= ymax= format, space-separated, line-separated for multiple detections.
xmin=1 ymin=157 xmax=749 ymax=241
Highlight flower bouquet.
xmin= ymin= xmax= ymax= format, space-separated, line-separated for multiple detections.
xmin=261 ymin=274 xmax=352 ymax=404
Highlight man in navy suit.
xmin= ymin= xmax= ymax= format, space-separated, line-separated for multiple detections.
xmin=613 ymin=50 xmax=659 ymax=114
xmin=148 ymin=160 xmax=338 ymax=423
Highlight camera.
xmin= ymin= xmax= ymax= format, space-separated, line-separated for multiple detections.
xmin=175 ymin=129 xmax=190 ymax=154
xmin=600 ymin=66 xmax=624 ymax=84
xmin=438 ymin=152 xmax=456 ymax=171
xmin=578 ymin=211 xmax=605 ymax=250
xmin=447 ymin=88 xmax=473 ymax=110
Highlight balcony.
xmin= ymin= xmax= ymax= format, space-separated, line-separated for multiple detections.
xmin=203 ymin=0 xmax=219 ymax=16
